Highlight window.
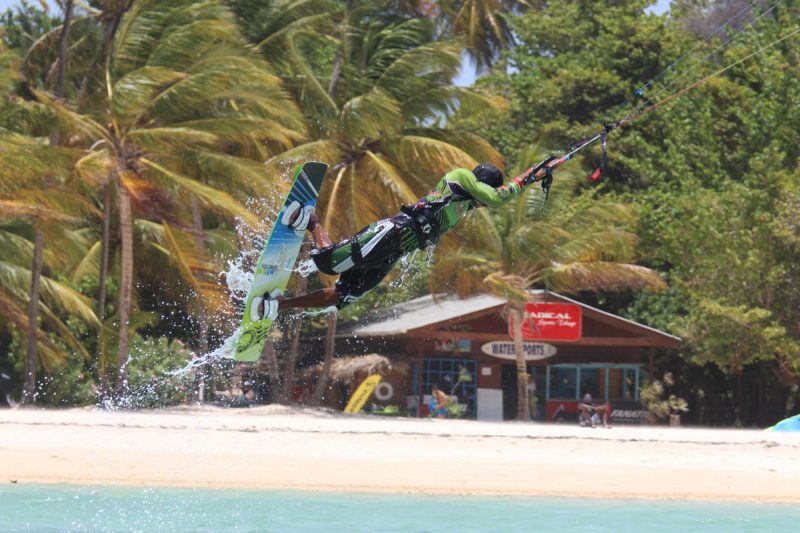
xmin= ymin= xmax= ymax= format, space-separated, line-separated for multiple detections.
xmin=579 ymin=368 xmax=603 ymax=399
xmin=547 ymin=364 xmax=641 ymax=401
xmin=624 ymin=368 xmax=637 ymax=401
xmin=548 ymin=366 xmax=577 ymax=400
xmin=423 ymin=358 xmax=478 ymax=418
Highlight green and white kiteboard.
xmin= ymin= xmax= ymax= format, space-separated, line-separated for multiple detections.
xmin=234 ymin=161 xmax=328 ymax=362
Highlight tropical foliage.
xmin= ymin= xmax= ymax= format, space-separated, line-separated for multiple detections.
xmin=1 ymin=0 xmax=798 ymax=426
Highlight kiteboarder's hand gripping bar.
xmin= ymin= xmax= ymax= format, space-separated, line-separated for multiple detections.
xmin=521 ymin=155 xmax=559 ymax=186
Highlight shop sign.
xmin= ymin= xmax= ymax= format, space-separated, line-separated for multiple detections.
xmin=481 ymin=341 xmax=557 ymax=361
xmin=508 ymin=302 xmax=582 ymax=341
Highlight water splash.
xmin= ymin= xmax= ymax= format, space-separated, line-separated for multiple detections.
xmin=223 ymin=254 xmax=256 ymax=298
xmin=295 ymin=257 xmax=318 ymax=277
xmin=167 ymin=333 xmax=238 ymax=377
xmin=300 ymin=305 xmax=338 ymax=317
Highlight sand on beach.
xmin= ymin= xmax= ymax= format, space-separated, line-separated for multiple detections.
xmin=1 ymin=406 xmax=798 ymax=503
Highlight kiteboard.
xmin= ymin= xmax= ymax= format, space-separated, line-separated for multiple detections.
xmin=234 ymin=161 xmax=328 ymax=362
xmin=344 ymin=375 xmax=382 ymax=413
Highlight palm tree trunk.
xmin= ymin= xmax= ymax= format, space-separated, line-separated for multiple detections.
xmin=27 ymin=0 xmax=72 ymax=401
xmin=54 ymin=0 xmax=74 ymax=98
xmin=260 ymin=337 xmax=282 ymax=403
xmin=190 ymin=196 xmax=209 ymax=403
xmin=327 ymin=0 xmax=353 ymax=99
xmin=510 ymin=304 xmax=530 ymax=421
xmin=310 ymin=311 xmax=337 ymax=406
xmin=21 ymin=231 xmax=44 ymax=405
xmin=78 ymin=0 xmax=127 ymax=106
xmin=96 ymin=183 xmax=112 ymax=393
xmin=279 ymin=240 xmax=312 ymax=403
xmin=280 ymin=272 xmax=308 ymax=403
xmin=114 ymin=170 xmax=133 ymax=398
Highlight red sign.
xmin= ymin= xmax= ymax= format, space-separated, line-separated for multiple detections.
xmin=508 ymin=302 xmax=582 ymax=342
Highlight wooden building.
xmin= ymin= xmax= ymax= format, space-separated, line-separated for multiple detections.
xmin=335 ymin=291 xmax=680 ymax=423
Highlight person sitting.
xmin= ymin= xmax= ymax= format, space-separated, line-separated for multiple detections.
xmin=578 ymin=393 xmax=611 ymax=428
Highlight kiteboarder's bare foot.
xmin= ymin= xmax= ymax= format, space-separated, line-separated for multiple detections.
xmin=251 ymin=288 xmax=283 ymax=321
xmin=282 ymin=201 xmax=314 ymax=231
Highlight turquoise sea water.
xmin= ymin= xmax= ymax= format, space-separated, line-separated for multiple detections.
xmin=1 ymin=484 xmax=797 ymax=532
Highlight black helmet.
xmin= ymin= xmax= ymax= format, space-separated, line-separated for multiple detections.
xmin=473 ymin=163 xmax=503 ymax=188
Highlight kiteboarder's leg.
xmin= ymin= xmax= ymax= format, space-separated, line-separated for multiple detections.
xmin=277 ymin=287 xmax=339 ymax=310
xmin=277 ymin=250 xmax=398 ymax=312
xmin=263 ymin=217 xmax=403 ymax=317
xmin=286 ymin=205 xmax=332 ymax=249
xmin=307 ymin=214 xmax=333 ymax=249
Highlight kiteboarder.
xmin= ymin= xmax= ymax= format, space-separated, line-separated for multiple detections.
xmin=253 ymin=161 xmax=559 ymax=319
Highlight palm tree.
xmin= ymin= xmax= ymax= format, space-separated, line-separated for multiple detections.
xmin=1 ymin=35 xmax=101 ymax=403
xmin=251 ymin=5 xmax=504 ymax=400
xmin=17 ymin=0 xmax=305 ymax=397
xmin=259 ymin=6 xmax=503 ymax=235
xmin=97 ymin=0 xmax=305 ymax=396
xmin=430 ymin=153 xmax=666 ymax=420
xmin=0 ymin=127 xmax=101 ymax=402
xmin=439 ymin=1 xmax=529 ymax=70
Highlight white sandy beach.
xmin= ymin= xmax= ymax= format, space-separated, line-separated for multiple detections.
xmin=1 ymin=406 xmax=798 ymax=503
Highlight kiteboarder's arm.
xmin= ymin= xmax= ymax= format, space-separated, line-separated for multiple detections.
xmin=446 ymin=168 xmax=535 ymax=208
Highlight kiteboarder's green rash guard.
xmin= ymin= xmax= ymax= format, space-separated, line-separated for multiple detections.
xmin=398 ymin=168 xmax=524 ymax=252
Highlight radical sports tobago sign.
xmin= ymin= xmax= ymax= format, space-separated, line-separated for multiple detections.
xmin=508 ymin=302 xmax=582 ymax=342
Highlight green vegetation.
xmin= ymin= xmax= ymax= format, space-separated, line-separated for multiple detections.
xmin=1 ymin=0 xmax=798 ymax=426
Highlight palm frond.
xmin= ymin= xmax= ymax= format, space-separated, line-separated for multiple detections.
xmin=19 ymin=88 xmax=108 ymax=142
xmin=181 ymin=150 xmax=275 ymax=193
xmin=264 ymin=140 xmax=344 ymax=174
xmin=144 ymin=56 xmax=287 ymax=123
xmin=403 ymin=128 xmax=503 ymax=167
xmin=38 ymin=303 xmax=92 ymax=362
xmin=171 ymin=117 xmax=304 ymax=149
xmin=74 ymin=149 xmax=113 ymax=189
xmin=379 ymin=135 xmax=479 ymax=179
xmin=552 ymin=229 xmax=640 ymax=264
xmin=0 ymin=290 xmax=66 ymax=370
xmin=283 ymin=28 xmax=338 ymax=120
xmin=162 ymin=222 xmax=232 ymax=317
xmin=110 ymin=66 xmax=187 ymax=122
xmin=0 ymin=134 xmax=80 ymax=192
xmin=429 ymin=252 xmax=498 ymax=298
xmin=322 ymin=163 xmax=359 ymax=238
xmin=138 ymin=158 xmax=258 ymax=227
xmin=71 ymin=241 xmax=102 ymax=284
xmin=340 ymin=88 xmax=402 ymax=139
xmin=112 ymin=0 xmax=184 ymax=77
xmin=361 ymin=152 xmax=418 ymax=204
xmin=14 ymin=185 xmax=99 ymax=221
xmin=483 ymin=270 xmax=536 ymax=303
xmin=38 ymin=275 xmax=101 ymax=328
xmin=126 ymin=126 xmax=220 ymax=150
xmin=0 ymin=260 xmax=100 ymax=328
xmin=376 ymin=41 xmax=462 ymax=98
xmin=0 ymin=200 xmax=76 ymax=223
xmin=257 ymin=10 xmax=334 ymax=50
xmin=542 ymin=262 xmax=666 ymax=293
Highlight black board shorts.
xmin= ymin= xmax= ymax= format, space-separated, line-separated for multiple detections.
xmin=311 ymin=218 xmax=406 ymax=308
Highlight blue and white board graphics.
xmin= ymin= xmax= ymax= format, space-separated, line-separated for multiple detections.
xmin=235 ymin=161 xmax=327 ymax=362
